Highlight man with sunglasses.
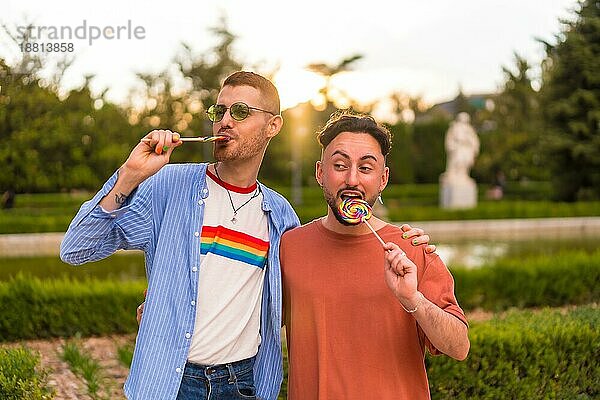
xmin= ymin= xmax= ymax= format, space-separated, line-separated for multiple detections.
xmin=62 ymin=71 xmax=434 ymax=400
xmin=61 ymin=71 xmax=299 ymax=400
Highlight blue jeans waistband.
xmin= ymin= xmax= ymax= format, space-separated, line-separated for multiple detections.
xmin=183 ymin=356 xmax=255 ymax=380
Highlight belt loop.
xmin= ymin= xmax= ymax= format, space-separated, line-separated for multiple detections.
xmin=226 ymin=363 xmax=237 ymax=385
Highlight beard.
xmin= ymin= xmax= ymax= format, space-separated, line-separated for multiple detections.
xmin=213 ymin=125 xmax=270 ymax=162
xmin=322 ymin=185 xmax=378 ymax=226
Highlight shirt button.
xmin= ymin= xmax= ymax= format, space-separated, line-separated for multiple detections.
xmin=185 ymin=332 xmax=191 ymax=339
xmin=194 ymin=231 xmax=199 ymax=237
xmin=110 ymin=214 xmax=116 ymax=218
xmin=198 ymin=199 xmax=204 ymax=205
xmin=192 ymin=266 xmax=198 ymax=272
xmin=202 ymin=188 xmax=208 ymax=194
xmin=190 ymin=300 xmax=195 ymax=306
xmin=176 ymin=367 xmax=182 ymax=373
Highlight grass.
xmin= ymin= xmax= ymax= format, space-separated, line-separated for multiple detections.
xmin=60 ymin=339 xmax=106 ymax=400
xmin=0 ymin=254 xmax=146 ymax=282
xmin=116 ymin=344 xmax=134 ymax=369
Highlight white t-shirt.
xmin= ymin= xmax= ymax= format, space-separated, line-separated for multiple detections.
xmin=187 ymin=170 xmax=269 ymax=365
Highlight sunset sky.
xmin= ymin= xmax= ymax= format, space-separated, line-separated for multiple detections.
xmin=2 ymin=0 xmax=578 ymax=112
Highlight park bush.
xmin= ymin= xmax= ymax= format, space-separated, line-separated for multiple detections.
xmin=0 ymin=249 xmax=597 ymax=341
xmin=385 ymin=200 xmax=600 ymax=222
xmin=2 ymin=190 xmax=600 ymax=232
xmin=0 ymin=347 xmax=54 ymax=399
xmin=0 ymin=275 xmax=145 ymax=342
xmin=427 ymin=306 xmax=599 ymax=399
xmin=453 ymin=249 xmax=600 ymax=311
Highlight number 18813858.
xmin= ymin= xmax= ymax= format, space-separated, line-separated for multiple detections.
xmin=20 ymin=42 xmax=74 ymax=53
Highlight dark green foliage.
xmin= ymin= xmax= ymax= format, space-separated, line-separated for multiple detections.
xmin=0 ymin=347 xmax=54 ymax=399
xmin=384 ymin=200 xmax=600 ymax=223
xmin=386 ymin=122 xmax=415 ymax=184
xmin=453 ymin=249 xmax=600 ymax=311
xmin=1 ymin=249 xmax=597 ymax=341
xmin=474 ymin=54 xmax=547 ymax=183
xmin=1 ymin=190 xmax=599 ymax=232
xmin=541 ymin=0 xmax=600 ymax=201
xmin=0 ymin=59 xmax=137 ymax=193
xmin=411 ymin=118 xmax=449 ymax=183
xmin=0 ymin=275 xmax=146 ymax=341
xmin=427 ymin=306 xmax=600 ymax=399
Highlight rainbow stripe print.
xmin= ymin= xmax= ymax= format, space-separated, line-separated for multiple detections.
xmin=200 ymin=225 xmax=269 ymax=269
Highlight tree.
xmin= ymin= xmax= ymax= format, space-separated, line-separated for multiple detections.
xmin=0 ymin=24 xmax=132 ymax=192
xmin=306 ymin=54 xmax=363 ymax=108
xmin=474 ymin=53 xmax=547 ymax=183
xmin=541 ymin=0 xmax=600 ymax=201
xmin=131 ymin=18 xmax=243 ymax=164
xmin=495 ymin=53 xmax=542 ymax=133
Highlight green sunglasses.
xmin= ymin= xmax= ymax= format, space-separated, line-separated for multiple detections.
xmin=207 ymin=102 xmax=276 ymax=122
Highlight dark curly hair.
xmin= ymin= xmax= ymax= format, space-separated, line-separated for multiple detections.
xmin=317 ymin=110 xmax=392 ymax=156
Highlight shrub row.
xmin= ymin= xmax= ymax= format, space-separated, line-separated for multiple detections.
xmin=0 ymin=249 xmax=597 ymax=341
xmin=52 ymin=306 xmax=600 ymax=399
xmin=294 ymin=200 xmax=600 ymax=224
xmin=0 ymin=275 xmax=145 ymax=342
xmin=427 ymin=306 xmax=599 ymax=399
xmin=453 ymin=249 xmax=600 ymax=311
xmin=3 ymin=189 xmax=600 ymax=232
xmin=0 ymin=347 xmax=54 ymax=399
xmin=386 ymin=200 xmax=600 ymax=222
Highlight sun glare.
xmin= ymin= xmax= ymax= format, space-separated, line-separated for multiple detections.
xmin=273 ymin=68 xmax=325 ymax=111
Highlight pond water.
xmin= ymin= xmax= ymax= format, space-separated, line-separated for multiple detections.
xmin=438 ymin=236 xmax=598 ymax=269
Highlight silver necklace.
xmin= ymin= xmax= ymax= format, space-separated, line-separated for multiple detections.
xmin=214 ymin=163 xmax=261 ymax=224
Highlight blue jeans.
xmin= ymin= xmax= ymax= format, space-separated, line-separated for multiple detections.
xmin=176 ymin=357 xmax=257 ymax=400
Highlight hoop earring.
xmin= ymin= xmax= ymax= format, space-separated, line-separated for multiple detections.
xmin=378 ymin=193 xmax=384 ymax=205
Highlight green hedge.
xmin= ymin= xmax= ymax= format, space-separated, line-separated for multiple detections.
xmin=453 ymin=249 xmax=600 ymax=311
xmin=385 ymin=200 xmax=600 ymax=222
xmin=3 ymin=190 xmax=600 ymax=233
xmin=0 ymin=275 xmax=145 ymax=342
xmin=287 ymin=200 xmax=600 ymax=224
xmin=1 ymin=249 xmax=598 ymax=341
xmin=427 ymin=306 xmax=599 ymax=399
xmin=0 ymin=347 xmax=54 ymax=399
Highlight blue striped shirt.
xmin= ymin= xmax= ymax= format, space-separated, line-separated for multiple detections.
xmin=60 ymin=163 xmax=300 ymax=400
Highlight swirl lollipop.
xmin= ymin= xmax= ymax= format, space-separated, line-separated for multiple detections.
xmin=338 ymin=198 xmax=386 ymax=246
xmin=338 ymin=197 xmax=372 ymax=224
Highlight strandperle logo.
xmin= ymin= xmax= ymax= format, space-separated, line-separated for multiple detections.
xmin=16 ymin=20 xmax=146 ymax=46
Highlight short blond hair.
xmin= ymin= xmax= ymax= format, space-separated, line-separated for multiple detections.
xmin=223 ymin=71 xmax=280 ymax=115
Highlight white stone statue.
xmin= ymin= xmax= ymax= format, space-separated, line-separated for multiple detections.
xmin=444 ymin=112 xmax=480 ymax=179
xmin=440 ymin=112 xmax=480 ymax=209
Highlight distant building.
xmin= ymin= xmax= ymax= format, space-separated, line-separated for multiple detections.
xmin=416 ymin=92 xmax=498 ymax=132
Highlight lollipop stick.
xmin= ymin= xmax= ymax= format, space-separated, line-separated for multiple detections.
xmin=140 ymin=136 xmax=225 ymax=143
xmin=362 ymin=218 xmax=386 ymax=247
